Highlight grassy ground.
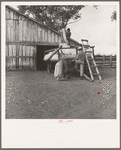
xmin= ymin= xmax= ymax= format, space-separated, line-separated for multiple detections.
xmin=6 ymin=67 xmax=116 ymax=119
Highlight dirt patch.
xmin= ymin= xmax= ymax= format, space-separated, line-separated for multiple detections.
xmin=6 ymin=67 xmax=116 ymax=119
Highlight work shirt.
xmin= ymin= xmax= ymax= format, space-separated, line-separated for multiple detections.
xmin=73 ymin=51 xmax=86 ymax=64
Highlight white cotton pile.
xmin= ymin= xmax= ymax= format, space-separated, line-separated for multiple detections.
xmin=43 ymin=52 xmax=58 ymax=61
xmin=43 ymin=48 xmax=76 ymax=61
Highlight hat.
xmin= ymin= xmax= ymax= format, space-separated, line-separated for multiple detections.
xmin=67 ymin=28 xmax=70 ymax=31
xmin=78 ymin=47 xmax=83 ymax=50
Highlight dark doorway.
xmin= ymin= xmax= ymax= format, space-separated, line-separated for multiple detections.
xmin=37 ymin=45 xmax=58 ymax=70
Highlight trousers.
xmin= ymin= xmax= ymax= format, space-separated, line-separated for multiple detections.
xmin=80 ymin=64 xmax=84 ymax=77
xmin=75 ymin=62 xmax=84 ymax=77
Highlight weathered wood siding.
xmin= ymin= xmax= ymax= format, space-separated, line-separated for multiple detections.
xmin=6 ymin=6 xmax=62 ymax=44
xmin=6 ymin=44 xmax=36 ymax=70
xmin=6 ymin=6 xmax=80 ymax=70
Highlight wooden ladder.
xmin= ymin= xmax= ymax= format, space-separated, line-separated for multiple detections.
xmin=81 ymin=39 xmax=102 ymax=81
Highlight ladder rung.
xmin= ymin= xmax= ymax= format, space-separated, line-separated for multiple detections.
xmin=81 ymin=39 xmax=88 ymax=42
xmin=90 ymin=65 xmax=97 ymax=68
xmin=90 ymin=46 xmax=95 ymax=48
xmin=85 ymin=51 xmax=93 ymax=53
xmin=88 ymin=58 xmax=94 ymax=60
xmin=83 ymin=45 xmax=90 ymax=48
xmin=92 ymin=73 xmax=100 ymax=75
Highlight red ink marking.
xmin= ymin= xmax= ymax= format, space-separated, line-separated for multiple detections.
xmin=114 ymin=95 xmax=116 ymax=96
xmin=58 ymin=120 xmax=73 ymax=123
xmin=67 ymin=120 xmax=73 ymax=122
xmin=99 ymin=82 xmax=101 ymax=83
xmin=58 ymin=120 xmax=63 ymax=123
xmin=97 ymin=92 xmax=100 ymax=94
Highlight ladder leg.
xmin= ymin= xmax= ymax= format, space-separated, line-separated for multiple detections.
xmin=80 ymin=64 xmax=84 ymax=77
xmin=91 ymin=53 xmax=102 ymax=80
xmin=83 ymin=74 xmax=92 ymax=81
xmin=86 ymin=55 xmax=94 ymax=81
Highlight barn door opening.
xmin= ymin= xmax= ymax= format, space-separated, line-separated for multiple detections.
xmin=37 ymin=45 xmax=58 ymax=70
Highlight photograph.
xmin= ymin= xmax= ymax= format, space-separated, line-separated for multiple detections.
xmin=5 ymin=3 xmax=118 ymax=119
xmin=2 ymin=1 xmax=120 ymax=148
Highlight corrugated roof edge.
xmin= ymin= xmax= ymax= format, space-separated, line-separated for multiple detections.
xmin=6 ymin=5 xmax=80 ymax=45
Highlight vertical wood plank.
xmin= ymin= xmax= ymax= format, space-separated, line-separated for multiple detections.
xmin=9 ymin=45 xmax=13 ymax=56
xmin=34 ymin=23 xmax=37 ymax=42
xmin=45 ymin=28 xmax=47 ymax=42
xmin=38 ymin=25 xmax=40 ymax=42
xmin=9 ymin=45 xmax=13 ymax=69
xmin=42 ymin=27 xmax=45 ymax=42
xmin=13 ymin=11 xmax=17 ymax=41
xmin=52 ymin=32 xmax=54 ymax=43
xmin=6 ymin=7 xmax=9 ymax=19
xmin=26 ymin=46 xmax=29 ymax=69
xmin=19 ymin=45 xmax=23 ymax=69
xmin=12 ymin=45 xmax=16 ymax=69
xmin=13 ymin=20 xmax=16 ymax=41
xmin=8 ymin=16 xmax=11 ymax=42
xmin=29 ymin=46 xmax=32 ymax=69
xmin=110 ymin=54 xmax=112 ymax=68
xmin=6 ymin=7 xmax=9 ymax=41
xmin=40 ymin=26 xmax=43 ymax=42
xmin=103 ymin=55 xmax=105 ymax=61
xmin=22 ymin=45 xmax=26 ymax=69
xmin=24 ymin=17 xmax=27 ymax=41
xmin=16 ymin=44 xmax=19 ymax=69
xmin=6 ymin=45 xmax=9 ymax=70
xmin=47 ymin=29 xmax=49 ymax=42
xmin=16 ymin=13 xmax=19 ymax=41
xmin=35 ymin=23 xmax=38 ymax=42
xmin=31 ymin=21 xmax=34 ymax=42
xmin=58 ymin=35 xmax=61 ymax=43
xmin=22 ymin=16 xmax=25 ymax=41
xmin=6 ymin=19 xmax=9 ymax=42
xmin=48 ymin=30 xmax=51 ymax=43
xmin=6 ymin=45 xmax=9 ymax=56
xmin=54 ymin=33 xmax=56 ymax=43
xmin=19 ymin=14 xmax=22 ymax=41
xmin=29 ymin=21 xmax=32 ymax=41
xmin=23 ymin=17 xmax=26 ymax=41
xmin=30 ymin=46 xmax=34 ymax=69
xmin=10 ymin=9 xmax=14 ymax=42
xmin=33 ymin=46 xmax=36 ymax=70
xmin=27 ymin=20 xmax=30 ymax=41
xmin=33 ymin=22 xmax=35 ymax=42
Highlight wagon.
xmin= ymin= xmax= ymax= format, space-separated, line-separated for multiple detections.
xmin=44 ymin=45 xmax=78 ymax=73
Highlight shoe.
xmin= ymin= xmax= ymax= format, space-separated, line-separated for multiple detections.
xmin=80 ymin=76 xmax=83 ymax=80
xmin=67 ymin=76 xmax=71 ymax=79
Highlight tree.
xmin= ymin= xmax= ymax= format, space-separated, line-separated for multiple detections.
xmin=18 ymin=5 xmax=85 ymax=31
xmin=111 ymin=11 xmax=116 ymax=21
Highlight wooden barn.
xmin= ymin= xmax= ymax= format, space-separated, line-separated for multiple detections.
xmin=6 ymin=5 xmax=81 ymax=71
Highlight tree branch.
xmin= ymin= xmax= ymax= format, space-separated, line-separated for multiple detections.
xmin=67 ymin=18 xmax=81 ymax=25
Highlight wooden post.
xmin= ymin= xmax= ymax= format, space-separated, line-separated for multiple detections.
xmin=110 ymin=54 xmax=112 ymax=68
xmin=103 ymin=55 xmax=105 ymax=61
xmin=90 ymin=46 xmax=95 ymax=58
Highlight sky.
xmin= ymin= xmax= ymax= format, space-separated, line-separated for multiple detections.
xmin=11 ymin=4 xmax=118 ymax=55
xmin=67 ymin=5 xmax=117 ymax=55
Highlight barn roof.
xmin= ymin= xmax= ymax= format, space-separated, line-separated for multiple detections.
xmin=6 ymin=5 xmax=80 ymax=45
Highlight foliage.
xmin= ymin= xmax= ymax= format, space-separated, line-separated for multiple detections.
xmin=111 ymin=11 xmax=116 ymax=21
xmin=18 ymin=5 xmax=85 ymax=31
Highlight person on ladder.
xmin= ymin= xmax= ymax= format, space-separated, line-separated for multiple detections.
xmin=66 ymin=28 xmax=71 ymax=45
xmin=72 ymin=47 xmax=86 ymax=80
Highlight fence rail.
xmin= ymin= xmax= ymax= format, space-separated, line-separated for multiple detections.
xmin=95 ymin=55 xmax=116 ymax=68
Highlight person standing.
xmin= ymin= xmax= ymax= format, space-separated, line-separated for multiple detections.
xmin=72 ymin=47 xmax=86 ymax=79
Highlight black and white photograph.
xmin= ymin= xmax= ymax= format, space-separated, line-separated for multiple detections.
xmin=2 ymin=1 xmax=120 ymax=148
